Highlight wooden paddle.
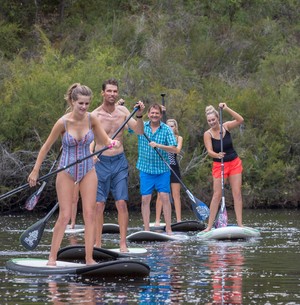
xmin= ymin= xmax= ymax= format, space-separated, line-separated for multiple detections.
xmin=143 ymin=133 xmax=209 ymax=221
xmin=19 ymin=105 xmax=140 ymax=250
xmin=215 ymin=106 xmax=228 ymax=228
xmin=0 ymin=106 xmax=140 ymax=202
xmin=20 ymin=202 xmax=59 ymax=250
xmin=25 ymin=148 xmax=62 ymax=210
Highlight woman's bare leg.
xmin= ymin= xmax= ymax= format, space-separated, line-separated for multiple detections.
xmin=48 ymin=172 xmax=73 ymax=265
xmin=79 ymin=169 xmax=97 ymax=265
xmin=171 ymin=183 xmax=181 ymax=222
xmin=204 ymin=177 xmax=222 ymax=231
xmin=229 ymin=174 xmax=243 ymax=226
xmin=70 ymin=183 xmax=79 ymax=229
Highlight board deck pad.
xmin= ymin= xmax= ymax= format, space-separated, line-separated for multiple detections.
xmin=197 ymin=226 xmax=260 ymax=240
xmin=57 ymin=245 xmax=147 ymax=261
xmin=127 ymin=231 xmax=189 ymax=242
xmin=6 ymin=258 xmax=150 ymax=277
xmin=150 ymin=220 xmax=206 ymax=232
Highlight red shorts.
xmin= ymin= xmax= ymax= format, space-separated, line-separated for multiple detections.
xmin=212 ymin=157 xmax=243 ymax=179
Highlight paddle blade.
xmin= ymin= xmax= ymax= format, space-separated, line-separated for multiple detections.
xmin=215 ymin=201 xmax=228 ymax=228
xmin=20 ymin=202 xmax=59 ymax=250
xmin=20 ymin=219 xmax=47 ymax=250
xmin=25 ymin=182 xmax=47 ymax=210
xmin=191 ymin=197 xmax=210 ymax=221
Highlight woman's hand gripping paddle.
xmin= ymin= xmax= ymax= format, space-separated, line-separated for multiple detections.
xmin=215 ymin=106 xmax=228 ymax=228
xmin=143 ymin=133 xmax=209 ymax=221
xmin=19 ymin=105 xmax=141 ymax=250
xmin=25 ymin=149 xmax=62 ymax=210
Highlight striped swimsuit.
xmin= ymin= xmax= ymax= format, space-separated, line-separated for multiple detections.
xmin=58 ymin=113 xmax=94 ymax=183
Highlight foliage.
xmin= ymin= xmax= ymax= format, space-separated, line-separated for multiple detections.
xmin=0 ymin=0 xmax=299 ymax=211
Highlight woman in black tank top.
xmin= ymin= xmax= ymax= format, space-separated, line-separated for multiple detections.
xmin=203 ymin=103 xmax=244 ymax=232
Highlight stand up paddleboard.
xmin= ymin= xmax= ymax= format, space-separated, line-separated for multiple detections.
xmin=197 ymin=226 xmax=260 ymax=240
xmin=57 ymin=245 xmax=147 ymax=261
xmin=127 ymin=231 xmax=189 ymax=242
xmin=150 ymin=220 xmax=206 ymax=232
xmin=6 ymin=258 xmax=150 ymax=277
xmin=65 ymin=224 xmax=85 ymax=234
xmin=53 ymin=223 xmax=120 ymax=234
xmin=102 ymin=223 xmax=120 ymax=234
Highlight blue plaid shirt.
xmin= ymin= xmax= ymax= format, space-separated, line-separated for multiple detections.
xmin=137 ymin=121 xmax=177 ymax=174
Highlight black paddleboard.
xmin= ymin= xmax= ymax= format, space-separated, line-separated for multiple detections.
xmin=6 ymin=258 xmax=150 ymax=277
xmin=127 ymin=231 xmax=189 ymax=242
xmin=150 ymin=220 xmax=206 ymax=232
xmin=102 ymin=223 xmax=120 ymax=234
xmin=57 ymin=245 xmax=147 ymax=261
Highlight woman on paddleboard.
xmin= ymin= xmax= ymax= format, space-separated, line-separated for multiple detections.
xmin=203 ymin=103 xmax=244 ymax=231
xmin=28 ymin=83 xmax=119 ymax=265
xmin=155 ymin=118 xmax=183 ymax=225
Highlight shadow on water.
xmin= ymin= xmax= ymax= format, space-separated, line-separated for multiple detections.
xmin=0 ymin=209 xmax=299 ymax=304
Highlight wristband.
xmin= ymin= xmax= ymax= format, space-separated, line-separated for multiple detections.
xmin=136 ymin=115 xmax=143 ymax=119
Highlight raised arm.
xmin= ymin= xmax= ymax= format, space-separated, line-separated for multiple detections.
xmin=219 ymin=103 xmax=244 ymax=130
xmin=125 ymin=101 xmax=145 ymax=135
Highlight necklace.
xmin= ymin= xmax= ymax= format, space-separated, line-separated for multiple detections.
xmin=102 ymin=106 xmax=115 ymax=117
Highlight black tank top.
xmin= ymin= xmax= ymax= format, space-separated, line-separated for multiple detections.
xmin=211 ymin=129 xmax=238 ymax=162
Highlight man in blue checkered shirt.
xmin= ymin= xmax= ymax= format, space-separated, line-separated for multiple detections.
xmin=136 ymin=103 xmax=178 ymax=234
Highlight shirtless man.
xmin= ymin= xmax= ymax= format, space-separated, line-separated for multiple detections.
xmin=92 ymin=78 xmax=145 ymax=252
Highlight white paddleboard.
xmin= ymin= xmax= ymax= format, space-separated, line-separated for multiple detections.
xmin=127 ymin=230 xmax=189 ymax=242
xmin=107 ymin=247 xmax=147 ymax=254
xmin=64 ymin=224 xmax=85 ymax=234
xmin=53 ymin=223 xmax=119 ymax=234
xmin=51 ymin=224 xmax=85 ymax=234
xmin=149 ymin=222 xmax=166 ymax=227
xmin=197 ymin=226 xmax=260 ymax=240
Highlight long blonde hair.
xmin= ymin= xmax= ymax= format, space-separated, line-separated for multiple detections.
xmin=167 ymin=119 xmax=179 ymax=137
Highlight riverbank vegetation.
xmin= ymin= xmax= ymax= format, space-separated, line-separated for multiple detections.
xmin=0 ymin=0 xmax=299 ymax=213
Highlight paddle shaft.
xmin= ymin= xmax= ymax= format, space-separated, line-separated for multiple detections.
xmin=215 ymin=106 xmax=228 ymax=228
xmin=219 ymin=107 xmax=226 ymax=209
xmin=161 ymin=93 xmax=166 ymax=123
xmin=1 ymin=107 xmax=140 ymax=201
xmin=44 ymin=202 xmax=59 ymax=222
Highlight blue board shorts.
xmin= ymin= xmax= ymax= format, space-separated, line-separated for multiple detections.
xmin=95 ymin=152 xmax=129 ymax=202
xmin=139 ymin=171 xmax=171 ymax=195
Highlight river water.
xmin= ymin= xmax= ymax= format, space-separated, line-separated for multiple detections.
xmin=0 ymin=208 xmax=299 ymax=304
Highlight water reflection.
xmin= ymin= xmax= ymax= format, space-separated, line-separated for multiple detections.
xmin=139 ymin=243 xmax=186 ymax=304
xmin=1 ymin=210 xmax=300 ymax=304
xmin=205 ymin=242 xmax=244 ymax=305
xmin=48 ymin=281 xmax=98 ymax=304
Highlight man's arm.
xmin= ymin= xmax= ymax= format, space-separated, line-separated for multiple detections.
xmin=122 ymin=101 xmax=145 ymax=135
